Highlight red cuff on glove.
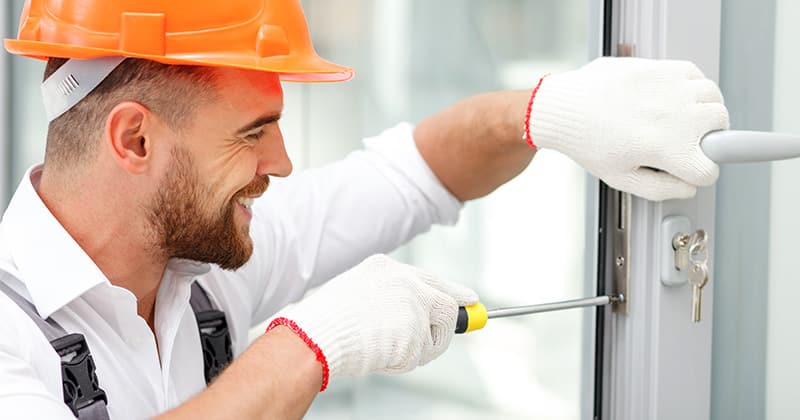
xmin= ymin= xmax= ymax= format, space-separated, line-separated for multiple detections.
xmin=266 ymin=317 xmax=331 ymax=392
xmin=523 ymin=74 xmax=549 ymax=149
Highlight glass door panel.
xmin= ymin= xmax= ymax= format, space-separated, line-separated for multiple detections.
xmin=280 ymin=1 xmax=600 ymax=419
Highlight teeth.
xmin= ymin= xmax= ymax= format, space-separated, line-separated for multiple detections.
xmin=237 ymin=197 xmax=254 ymax=209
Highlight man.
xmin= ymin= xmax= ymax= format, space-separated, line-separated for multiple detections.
xmin=0 ymin=1 xmax=727 ymax=419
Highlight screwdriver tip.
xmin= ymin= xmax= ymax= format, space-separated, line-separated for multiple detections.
xmin=610 ymin=294 xmax=625 ymax=304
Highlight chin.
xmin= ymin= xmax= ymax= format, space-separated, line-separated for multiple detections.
xmin=233 ymin=235 xmax=255 ymax=266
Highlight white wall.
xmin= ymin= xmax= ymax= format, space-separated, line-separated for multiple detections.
xmin=766 ymin=0 xmax=800 ymax=418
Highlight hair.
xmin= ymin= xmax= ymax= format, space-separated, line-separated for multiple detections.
xmin=43 ymin=58 xmax=219 ymax=170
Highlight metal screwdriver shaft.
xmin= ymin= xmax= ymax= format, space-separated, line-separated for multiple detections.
xmin=487 ymin=294 xmax=624 ymax=319
xmin=456 ymin=294 xmax=624 ymax=334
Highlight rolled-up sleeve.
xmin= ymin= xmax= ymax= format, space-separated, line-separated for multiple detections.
xmin=244 ymin=122 xmax=462 ymax=324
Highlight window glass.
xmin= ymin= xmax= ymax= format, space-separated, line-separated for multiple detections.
xmin=282 ymin=1 xmax=597 ymax=419
xmin=4 ymin=1 xmax=48 ymax=207
xmin=0 ymin=5 xmax=8 ymax=206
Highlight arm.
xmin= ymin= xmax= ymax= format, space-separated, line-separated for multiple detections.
xmin=415 ymin=90 xmax=534 ymax=201
xmin=416 ymin=57 xmax=729 ymax=202
xmin=1 ymin=255 xmax=474 ymax=420
xmin=156 ymin=326 xmax=321 ymax=420
xmin=165 ymin=255 xmax=477 ymax=419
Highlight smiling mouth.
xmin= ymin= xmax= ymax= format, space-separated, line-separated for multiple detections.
xmin=233 ymin=175 xmax=270 ymax=212
xmin=236 ymin=196 xmax=255 ymax=210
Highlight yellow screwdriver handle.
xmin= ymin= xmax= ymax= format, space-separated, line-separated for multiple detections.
xmin=455 ymin=303 xmax=488 ymax=334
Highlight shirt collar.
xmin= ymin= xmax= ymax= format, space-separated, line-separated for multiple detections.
xmin=166 ymin=259 xmax=211 ymax=277
xmin=1 ymin=165 xmax=210 ymax=318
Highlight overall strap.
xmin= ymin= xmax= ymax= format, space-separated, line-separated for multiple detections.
xmin=0 ymin=277 xmax=64 ymax=340
xmin=0 ymin=274 xmax=109 ymax=420
xmin=189 ymin=282 xmax=232 ymax=384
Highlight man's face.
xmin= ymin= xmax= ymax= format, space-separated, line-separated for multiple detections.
xmin=146 ymin=68 xmax=290 ymax=270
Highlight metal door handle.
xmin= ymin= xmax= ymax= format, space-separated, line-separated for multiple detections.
xmin=701 ymin=130 xmax=800 ymax=163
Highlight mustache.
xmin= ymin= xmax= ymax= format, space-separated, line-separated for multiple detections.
xmin=234 ymin=175 xmax=270 ymax=199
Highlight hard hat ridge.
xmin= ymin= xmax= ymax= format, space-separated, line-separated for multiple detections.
xmin=5 ymin=0 xmax=353 ymax=82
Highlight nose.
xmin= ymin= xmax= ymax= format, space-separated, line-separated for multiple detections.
xmin=255 ymin=128 xmax=293 ymax=177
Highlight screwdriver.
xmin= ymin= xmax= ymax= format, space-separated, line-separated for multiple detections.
xmin=455 ymin=294 xmax=625 ymax=334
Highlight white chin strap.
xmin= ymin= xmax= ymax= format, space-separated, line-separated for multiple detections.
xmin=41 ymin=56 xmax=126 ymax=122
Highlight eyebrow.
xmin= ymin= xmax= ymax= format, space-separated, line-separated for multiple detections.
xmin=234 ymin=112 xmax=282 ymax=136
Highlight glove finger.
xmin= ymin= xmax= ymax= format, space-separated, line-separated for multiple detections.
xmin=419 ymin=288 xmax=458 ymax=366
xmin=656 ymin=59 xmax=706 ymax=80
xmin=642 ymin=144 xmax=719 ymax=189
xmin=413 ymin=269 xmax=479 ymax=307
xmin=605 ymin=169 xmax=698 ymax=201
xmin=641 ymin=103 xmax=725 ymax=188
xmin=696 ymin=102 xmax=730 ymax=133
xmin=664 ymin=148 xmax=720 ymax=188
xmin=382 ymin=318 xmax=428 ymax=374
xmin=672 ymin=102 xmax=727 ymax=186
xmin=688 ymin=79 xmax=724 ymax=104
xmin=639 ymin=168 xmax=698 ymax=201
xmin=376 ymin=258 xmax=477 ymax=304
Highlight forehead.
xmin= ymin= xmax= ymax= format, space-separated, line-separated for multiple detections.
xmin=214 ymin=67 xmax=283 ymax=95
xmin=210 ymin=67 xmax=284 ymax=105
xmin=186 ymin=67 xmax=284 ymax=132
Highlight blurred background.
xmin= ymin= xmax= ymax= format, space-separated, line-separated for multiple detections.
xmin=280 ymin=1 xmax=597 ymax=419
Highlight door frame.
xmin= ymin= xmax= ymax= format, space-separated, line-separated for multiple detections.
xmin=597 ymin=1 xmax=722 ymax=419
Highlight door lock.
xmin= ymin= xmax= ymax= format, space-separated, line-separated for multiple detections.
xmin=661 ymin=216 xmax=711 ymax=322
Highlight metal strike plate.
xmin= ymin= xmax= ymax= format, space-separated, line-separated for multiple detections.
xmin=661 ymin=216 xmax=692 ymax=287
xmin=611 ymin=190 xmax=631 ymax=314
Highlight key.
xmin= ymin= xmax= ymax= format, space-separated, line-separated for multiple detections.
xmin=689 ymin=230 xmax=708 ymax=265
xmin=688 ymin=262 xmax=709 ymax=322
xmin=672 ymin=233 xmax=691 ymax=271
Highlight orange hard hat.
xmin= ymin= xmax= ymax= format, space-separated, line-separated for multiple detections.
xmin=4 ymin=0 xmax=354 ymax=82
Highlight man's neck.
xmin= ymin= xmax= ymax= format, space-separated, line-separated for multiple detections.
xmin=37 ymin=166 xmax=167 ymax=327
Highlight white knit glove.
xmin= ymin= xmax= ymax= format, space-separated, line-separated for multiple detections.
xmin=528 ymin=57 xmax=729 ymax=201
xmin=267 ymin=254 xmax=478 ymax=389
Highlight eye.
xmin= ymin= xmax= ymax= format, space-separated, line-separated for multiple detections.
xmin=244 ymin=130 xmax=265 ymax=142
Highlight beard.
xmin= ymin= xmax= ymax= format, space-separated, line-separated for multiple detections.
xmin=146 ymin=147 xmax=269 ymax=270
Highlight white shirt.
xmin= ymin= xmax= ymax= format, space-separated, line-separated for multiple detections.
xmin=0 ymin=123 xmax=461 ymax=419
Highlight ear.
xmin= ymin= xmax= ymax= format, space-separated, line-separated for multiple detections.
xmin=104 ymin=101 xmax=154 ymax=175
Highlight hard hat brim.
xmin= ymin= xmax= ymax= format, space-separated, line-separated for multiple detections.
xmin=4 ymin=39 xmax=355 ymax=83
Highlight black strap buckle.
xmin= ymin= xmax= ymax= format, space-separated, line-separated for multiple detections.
xmin=196 ymin=310 xmax=233 ymax=383
xmin=50 ymin=333 xmax=108 ymax=418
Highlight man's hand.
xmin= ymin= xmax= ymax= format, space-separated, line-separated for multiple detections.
xmin=529 ymin=57 xmax=729 ymax=201
xmin=156 ymin=255 xmax=475 ymax=419
xmin=269 ymin=254 xmax=478 ymax=386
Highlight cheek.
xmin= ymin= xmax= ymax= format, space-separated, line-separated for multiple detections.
xmin=209 ymin=150 xmax=260 ymax=198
